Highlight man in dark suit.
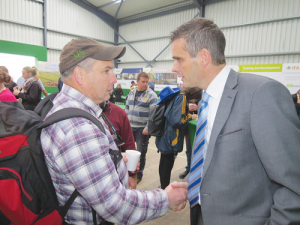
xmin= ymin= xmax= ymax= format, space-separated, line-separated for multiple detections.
xmin=171 ymin=18 xmax=300 ymax=225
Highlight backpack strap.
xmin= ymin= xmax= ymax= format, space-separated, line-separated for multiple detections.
xmin=38 ymin=108 xmax=105 ymax=133
xmin=40 ymin=108 xmax=121 ymax=225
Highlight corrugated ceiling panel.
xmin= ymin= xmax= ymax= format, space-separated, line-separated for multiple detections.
xmin=47 ymin=31 xmax=79 ymax=50
xmin=119 ymin=8 xmax=199 ymax=41
xmin=205 ymin=0 xmax=300 ymax=27
xmin=101 ymin=0 xmax=187 ymax=19
xmin=120 ymin=38 xmax=172 ymax=62
xmin=0 ymin=22 xmax=43 ymax=46
xmin=0 ymin=0 xmax=43 ymax=27
xmin=227 ymin=55 xmax=300 ymax=65
xmin=48 ymin=0 xmax=114 ymax=42
xmin=223 ymin=18 xmax=300 ymax=56
xmin=47 ymin=50 xmax=61 ymax=64
xmin=118 ymin=60 xmax=174 ymax=69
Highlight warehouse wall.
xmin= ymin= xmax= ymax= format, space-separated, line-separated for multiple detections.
xmin=118 ymin=8 xmax=200 ymax=68
xmin=118 ymin=0 xmax=300 ymax=69
xmin=0 ymin=0 xmax=115 ymax=64
xmin=205 ymin=0 xmax=300 ymax=65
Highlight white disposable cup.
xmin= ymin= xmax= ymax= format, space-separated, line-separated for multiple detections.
xmin=125 ymin=150 xmax=141 ymax=171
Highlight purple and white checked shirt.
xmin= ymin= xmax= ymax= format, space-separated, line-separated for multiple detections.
xmin=41 ymin=84 xmax=169 ymax=225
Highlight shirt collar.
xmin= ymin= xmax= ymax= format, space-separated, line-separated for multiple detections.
xmin=206 ymin=65 xmax=231 ymax=99
xmin=61 ymin=84 xmax=103 ymax=118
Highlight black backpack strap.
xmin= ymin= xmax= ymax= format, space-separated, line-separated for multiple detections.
xmin=38 ymin=108 xmax=105 ymax=133
xmin=34 ymin=92 xmax=59 ymax=119
xmin=40 ymin=108 xmax=121 ymax=225
xmin=59 ymin=189 xmax=80 ymax=218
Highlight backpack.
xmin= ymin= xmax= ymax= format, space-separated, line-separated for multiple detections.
xmin=0 ymin=93 xmax=122 ymax=225
xmin=155 ymin=94 xmax=192 ymax=154
xmin=148 ymin=96 xmax=176 ymax=137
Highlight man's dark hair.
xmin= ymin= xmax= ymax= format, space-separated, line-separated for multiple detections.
xmin=170 ymin=18 xmax=226 ymax=65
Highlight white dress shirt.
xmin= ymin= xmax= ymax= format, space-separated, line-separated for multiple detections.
xmin=198 ymin=65 xmax=230 ymax=204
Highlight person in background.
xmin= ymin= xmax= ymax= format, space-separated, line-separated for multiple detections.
xmin=155 ymin=87 xmax=191 ymax=189
xmin=179 ymin=87 xmax=202 ymax=180
xmin=41 ymin=37 xmax=188 ymax=224
xmin=16 ymin=67 xmax=48 ymax=97
xmin=57 ymin=76 xmax=63 ymax=92
xmin=113 ymin=83 xmax=124 ymax=104
xmin=292 ymin=89 xmax=300 ymax=116
xmin=126 ymin=72 xmax=158 ymax=184
xmin=0 ymin=66 xmax=18 ymax=93
xmin=130 ymin=80 xmax=136 ymax=91
xmin=171 ymin=17 xmax=300 ymax=225
xmin=101 ymin=100 xmax=138 ymax=189
xmin=0 ymin=69 xmax=17 ymax=102
xmin=13 ymin=66 xmax=42 ymax=110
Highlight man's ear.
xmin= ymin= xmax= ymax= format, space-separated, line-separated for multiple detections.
xmin=197 ymin=49 xmax=210 ymax=67
xmin=73 ymin=67 xmax=84 ymax=85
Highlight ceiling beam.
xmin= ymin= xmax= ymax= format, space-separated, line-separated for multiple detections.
xmin=204 ymin=0 xmax=227 ymax=6
xmin=119 ymin=2 xmax=197 ymax=26
xmin=70 ymin=0 xmax=116 ymax=28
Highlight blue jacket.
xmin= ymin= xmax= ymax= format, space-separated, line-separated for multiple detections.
xmin=155 ymin=94 xmax=191 ymax=154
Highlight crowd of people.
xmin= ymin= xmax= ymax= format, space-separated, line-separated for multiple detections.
xmin=1 ymin=17 xmax=300 ymax=225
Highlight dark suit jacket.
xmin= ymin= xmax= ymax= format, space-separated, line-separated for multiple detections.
xmin=189 ymin=69 xmax=300 ymax=225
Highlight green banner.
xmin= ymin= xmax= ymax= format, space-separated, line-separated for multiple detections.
xmin=238 ymin=64 xmax=282 ymax=72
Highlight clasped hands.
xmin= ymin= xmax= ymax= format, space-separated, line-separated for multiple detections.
xmin=165 ymin=181 xmax=188 ymax=211
xmin=13 ymin=86 xmax=21 ymax=96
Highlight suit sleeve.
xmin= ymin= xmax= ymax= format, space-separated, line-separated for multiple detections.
xmin=250 ymin=79 xmax=300 ymax=224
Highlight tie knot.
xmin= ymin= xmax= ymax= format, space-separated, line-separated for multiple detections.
xmin=202 ymin=91 xmax=210 ymax=103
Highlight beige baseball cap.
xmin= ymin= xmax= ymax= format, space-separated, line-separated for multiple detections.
xmin=59 ymin=37 xmax=126 ymax=74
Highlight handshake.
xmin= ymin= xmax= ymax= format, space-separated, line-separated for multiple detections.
xmin=165 ymin=181 xmax=189 ymax=211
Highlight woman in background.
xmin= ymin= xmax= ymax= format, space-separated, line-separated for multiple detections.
xmin=13 ymin=66 xmax=41 ymax=110
xmin=0 ymin=66 xmax=17 ymax=93
xmin=113 ymin=83 xmax=124 ymax=104
xmin=0 ymin=69 xmax=17 ymax=102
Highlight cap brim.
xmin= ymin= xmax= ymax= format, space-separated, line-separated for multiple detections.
xmin=93 ymin=45 xmax=126 ymax=61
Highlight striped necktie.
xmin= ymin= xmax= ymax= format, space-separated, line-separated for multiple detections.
xmin=187 ymin=91 xmax=210 ymax=208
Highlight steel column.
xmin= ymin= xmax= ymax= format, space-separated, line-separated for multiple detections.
xmin=43 ymin=0 xmax=47 ymax=48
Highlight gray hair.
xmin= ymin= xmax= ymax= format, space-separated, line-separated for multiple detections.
xmin=170 ymin=18 xmax=226 ymax=65
xmin=61 ymin=57 xmax=97 ymax=78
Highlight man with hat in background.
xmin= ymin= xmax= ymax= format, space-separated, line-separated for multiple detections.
xmin=125 ymin=72 xmax=158 ymax=184
xmin=40 ymin=38 xmax=188 ymax=224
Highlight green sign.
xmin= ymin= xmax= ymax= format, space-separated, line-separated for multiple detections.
xmin=238 ymin=64 xmax=282 ymax=72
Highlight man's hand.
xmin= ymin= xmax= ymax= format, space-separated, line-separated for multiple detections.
xmin=128 ymin=174 xmax=137 ymax=189
xmin=165 ymin=181 xmax=188 ymax=211
xmin=121 ymin=152 xmax=128 ymax=163
xmin=189 ymin=103 xmax=197 ymax=112
xmin=142 ymin=128 xmax=149 ymax=135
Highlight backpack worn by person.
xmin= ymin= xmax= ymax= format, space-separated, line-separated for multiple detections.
xmin=0 ymin=93 xmax=122 ymax=225
xmin=148 ymin=97 xmax=175 ymax=137
xmin=155 ymin=94 xmax=192 ymax=154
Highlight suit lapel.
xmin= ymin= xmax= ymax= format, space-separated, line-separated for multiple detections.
xmin=202 ymin=69 xmax=238 ymax=178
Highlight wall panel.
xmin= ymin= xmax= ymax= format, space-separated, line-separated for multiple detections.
xmin=48 ymin=0 xmax=114 ymax=44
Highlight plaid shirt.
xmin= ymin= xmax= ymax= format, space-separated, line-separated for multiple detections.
xmin=41 ymin=84 xmax=169 ymax=225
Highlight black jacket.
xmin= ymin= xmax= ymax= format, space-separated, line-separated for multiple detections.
xmin=18 ymin=81 xmax=41 ymax=110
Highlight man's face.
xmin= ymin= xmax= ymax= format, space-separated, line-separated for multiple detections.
xmin=83 ymin=60 xmax=117 ymax=105
xmin=137 ymin=77 xmax=149 ymax=91
xmin=172 ymin=38 xmax=203 ymax=89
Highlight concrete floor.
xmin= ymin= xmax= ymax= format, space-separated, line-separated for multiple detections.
xmin=136 ymin=137 xmax=190 ymax=225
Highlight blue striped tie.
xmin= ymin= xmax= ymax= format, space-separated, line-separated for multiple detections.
xmin=187 ymin=91 xmax=210 ymax=208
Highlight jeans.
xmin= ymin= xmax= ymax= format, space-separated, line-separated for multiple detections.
xmin=132 ymin=127 xmax=149 ymax=180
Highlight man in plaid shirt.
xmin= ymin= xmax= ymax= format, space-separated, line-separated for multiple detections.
xmin=41 ymin=37 xmax=188 ymax=225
